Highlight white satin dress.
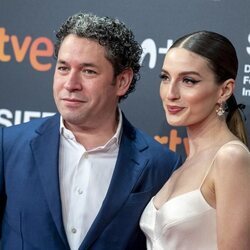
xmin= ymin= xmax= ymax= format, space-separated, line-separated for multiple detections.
xmin=140 ymin=141 xmax=249 ymax=250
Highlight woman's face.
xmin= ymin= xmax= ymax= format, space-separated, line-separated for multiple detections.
xmin=160 ymin=47 xmax=222 ymax=127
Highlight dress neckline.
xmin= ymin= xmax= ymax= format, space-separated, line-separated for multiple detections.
xmin=151 ymin=140 xmax=248 ymax=213
xmin=151 ymin=189 xmax=213 ymax=213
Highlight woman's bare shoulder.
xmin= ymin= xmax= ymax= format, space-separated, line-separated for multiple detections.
xmin=213 ymin=140 xmax=250 ymax=177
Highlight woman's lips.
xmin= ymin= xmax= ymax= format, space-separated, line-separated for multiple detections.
xmin=166 ymin=105 xmax=184 ymax=114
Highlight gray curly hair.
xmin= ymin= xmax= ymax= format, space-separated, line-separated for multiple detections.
xmin=54 ymin=12 xmax=142 ymax=101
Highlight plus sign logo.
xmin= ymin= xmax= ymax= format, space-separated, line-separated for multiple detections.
xmin=246 ymin=33 xmax=250 ymax=55
xmin=139 ymin=38 xmax=173 ymax=69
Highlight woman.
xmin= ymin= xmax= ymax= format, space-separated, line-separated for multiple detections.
xmin=140 ymin=31 xmax=250 ymax=249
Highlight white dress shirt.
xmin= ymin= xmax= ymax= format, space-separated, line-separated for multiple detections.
xmin=59 ymin=110 xmax=122 ymax=250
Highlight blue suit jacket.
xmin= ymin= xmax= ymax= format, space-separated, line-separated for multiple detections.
xmin=0 ymin=114 xmax=181 ymax=250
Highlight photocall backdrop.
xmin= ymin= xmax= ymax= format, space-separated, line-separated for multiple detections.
xmin=1 ymin=0 xmax=250 ymax=159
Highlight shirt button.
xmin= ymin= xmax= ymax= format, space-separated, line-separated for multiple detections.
xmin=71 ymin=227 xmax=77 ymax=234
xmin=83 ymin=152 xmax=88 ymax=159
xmin=78 ymin=188 xmax=83 ymax=195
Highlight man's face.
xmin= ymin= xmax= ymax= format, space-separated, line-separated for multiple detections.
xmin=53 ymin=34 xmax=121 ymax=130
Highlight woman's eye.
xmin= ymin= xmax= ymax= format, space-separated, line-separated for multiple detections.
xmin=159 ymin=73 xmax=169 ymax=81
xmin=183 ymin=77 xmax=200 ymax=85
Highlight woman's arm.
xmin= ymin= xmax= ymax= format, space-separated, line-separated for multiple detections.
xmin=213 ymin=143 xmax=250 ymax=249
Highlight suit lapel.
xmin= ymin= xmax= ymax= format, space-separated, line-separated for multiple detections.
xmin=80 ymin=116 xmax=149 ymax=249
xmin=30 ymin=114 xmax=69 ymax=248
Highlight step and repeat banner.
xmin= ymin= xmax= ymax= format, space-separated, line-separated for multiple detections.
xmin=1 ymin=0 xmax=249 ymax=158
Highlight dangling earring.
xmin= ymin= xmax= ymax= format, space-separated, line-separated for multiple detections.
xmin=216 ymin=103 xmax=225 ymax=116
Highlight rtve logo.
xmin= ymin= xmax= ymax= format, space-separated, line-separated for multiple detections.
xmin=0 ymin=27 xmax=174 ymax=72
xmin=0 ymin=27 xmax=53 ymax=71
xmin=2 ymin=27 xmax=250 ymax=72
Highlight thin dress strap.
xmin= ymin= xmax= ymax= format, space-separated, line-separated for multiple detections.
xmin=199 ymin=140 xmax=249 ymax=189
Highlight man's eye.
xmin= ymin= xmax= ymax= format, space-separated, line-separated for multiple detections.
xmin=83 ymin=69 xmax=96 ymax=75
xmin=58 ymin=66 xmax=69 ymax=71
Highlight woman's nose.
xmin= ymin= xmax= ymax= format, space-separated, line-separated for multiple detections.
xmin=165 ymin=82 xmax=180 ymax=100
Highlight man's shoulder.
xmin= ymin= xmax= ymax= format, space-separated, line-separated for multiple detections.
xmin=134 ymin=127 xmax=161 ymax=146
xmin=1 ymin=114 xmax=59 ymax=140
xmin=122 ymin=116 xmax=175 ymax=152
xmin=3 ymin=114 xmax=58 ymax=130
xmin=130 ymin=126 xmax=182 ymax=176
xmin=124 ymin=121 xmax=177 ymax=156
xmin=136 ymin=128 xmax=177 ymax=155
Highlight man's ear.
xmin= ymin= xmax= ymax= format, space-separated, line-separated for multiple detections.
xmin=217 ymin=78 xmax=235 ymax=103
xmin=116 ymin=68 xmax=133 ymax=97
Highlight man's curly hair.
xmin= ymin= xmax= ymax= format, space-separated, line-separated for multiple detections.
xmin=54 ymin=12 xmax=142 ymax=101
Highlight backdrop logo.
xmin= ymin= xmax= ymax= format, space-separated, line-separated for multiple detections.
xmin=0 ymin=27 xmax=54 ymax=71
xmin=246 ymin=33 xmax=250 ymax=55
xmin=140 ymin=38 xmax=173 ymax=68
xmin=0 ymin=27 xmax=173 ymax=71
xmin=0 ymin=109 xmax=55 ymax=127
xmin=154 ymin=130 xmax=189 ymax=156
xmin=242 ymin=33 xmax=250 ymax=96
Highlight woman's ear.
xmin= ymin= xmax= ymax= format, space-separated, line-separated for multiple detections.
xmin=116 ymin=68 xmax=133 ymax=97
xmin=217 ymin=78 xmax=235 ymax=103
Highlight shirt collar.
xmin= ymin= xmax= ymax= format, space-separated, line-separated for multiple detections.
xmin=60 ymin=108 xmax=123 ymax=148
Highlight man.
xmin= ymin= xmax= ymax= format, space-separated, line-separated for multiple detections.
xmin=0 ymin=12 xmax=181 ymax=250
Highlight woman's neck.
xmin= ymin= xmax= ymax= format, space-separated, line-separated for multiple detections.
xmin=186 ymin=116 xmax=237 ymax=158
